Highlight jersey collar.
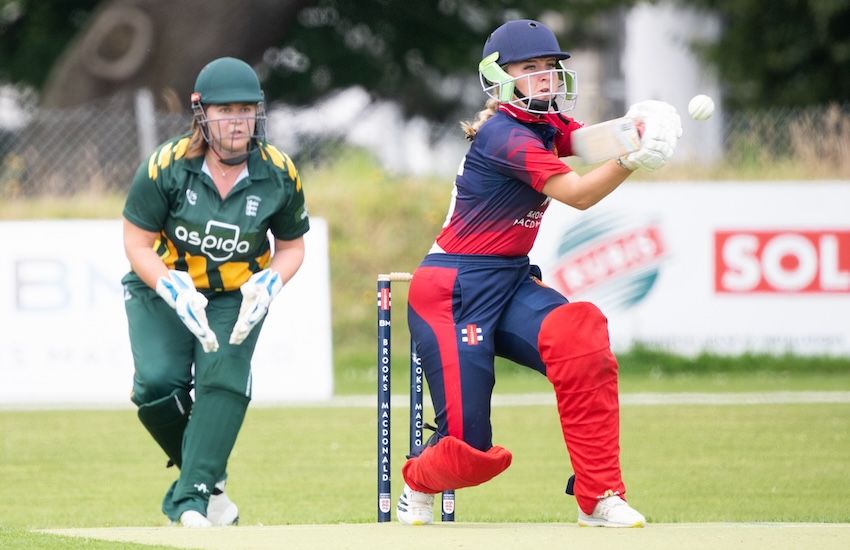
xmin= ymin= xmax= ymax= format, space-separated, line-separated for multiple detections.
xmin=498 ymin=103 xmax=546 ymax=124
xmin=184 ymin=145 xmax=269 ymax=181
xmin=201 ymin=159 xmax=249 ymax=183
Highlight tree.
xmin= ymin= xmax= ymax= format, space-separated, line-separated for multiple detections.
xmin=0 ymin=0 xmax=99 ymax=88
xmin=4 ymin=1 xmax=848 ymax=116
xmin=259 ymin=0 xmax=636 ymax=119
xmin=675 ymin=0 xmax=850 ymax=110
xmin=1 ymin=0 xmax=637 ymax=118
xmin=39 ymin=0 xmax=310 ymax=111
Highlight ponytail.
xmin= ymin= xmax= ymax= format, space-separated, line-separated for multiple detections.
xmin=460 ymin=98 xmax=500 ymax=141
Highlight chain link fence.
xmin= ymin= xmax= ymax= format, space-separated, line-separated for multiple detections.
xmin=1 ymin=88 xmax=848 ymax=199
xmin=0 ymin=91 xmax=188 ymax=198
xmin=723 ymin=104 xmax=850 ymax=175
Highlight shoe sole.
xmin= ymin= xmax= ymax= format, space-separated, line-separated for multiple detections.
xmin=208 ymin=502 xmax=239 ymax=526
xmin=209 ymin=512 xmax=239 ymax=526
xmin=211 ymin=515 xmax=239 ymax=526
xmin=578 ymin=519 xmax=645 ymax=528
xmin=400 ymin=518 xmax=431 ymax=526
xmin=396 ymin=508 xmax=432 ymax=526
xmin=396 ymin=507 xmax=432 ymax=526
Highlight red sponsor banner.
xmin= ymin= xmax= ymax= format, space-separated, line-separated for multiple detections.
xmin=550 ymin=226 xmax=664 ymax=295
xmin=715 ymin=230 xmax=850 ymax=293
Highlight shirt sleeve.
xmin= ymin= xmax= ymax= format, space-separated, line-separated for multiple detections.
xmin=547 ymin=113 xmax=584 ymax=158
xmin=122 ymin=157 xmax=169 ymax=232
xmin=482 ymin=126 xmax=572 ymax=193
xmin=268 ymin=164 xmax=310 ymax=241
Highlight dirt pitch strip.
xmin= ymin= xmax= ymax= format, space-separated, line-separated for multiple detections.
xmin=43 ymin=522 xmax=850 ymax=550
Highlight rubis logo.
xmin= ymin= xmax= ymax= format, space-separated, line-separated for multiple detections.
xmin=547 ymin=212 xmax=666 ymax=310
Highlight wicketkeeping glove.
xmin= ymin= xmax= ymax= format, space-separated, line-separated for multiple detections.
xmin=229 ymin=269 xmax=283 ymax=345
xmin=155 ymin=270 xmax=219 ymax=353
xmin=619 ymin=100 xmax=683 ymax=171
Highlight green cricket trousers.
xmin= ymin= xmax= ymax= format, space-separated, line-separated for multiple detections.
xmin=124 ymin=280 xmax=263 ymax=521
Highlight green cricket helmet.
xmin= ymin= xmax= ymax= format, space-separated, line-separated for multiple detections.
xmin=191 ymin=57 xmax=267 ymax=162
xmin=193 ymin=57 xmax=264 ymax=104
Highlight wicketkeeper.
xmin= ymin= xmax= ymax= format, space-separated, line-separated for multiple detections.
xmin=122 ymin=57 xmax=309 ymax=527
xmin=396 ymin=19 xmax=681 ymax=527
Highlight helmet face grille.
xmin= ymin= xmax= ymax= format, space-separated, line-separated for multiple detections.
xmin=193 ymin=103 xmax=268 ymax=144
xmin=479 ymin=58 xmax=578 ymax=114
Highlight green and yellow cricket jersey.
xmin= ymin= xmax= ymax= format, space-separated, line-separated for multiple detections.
xmin=122 ymin=133 xmax=309 ymax=292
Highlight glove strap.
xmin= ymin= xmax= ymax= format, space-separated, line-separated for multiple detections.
xmin=617 ymin=156 xmax=637 ymax=172
xmin=155 ymin=270 xmax=197 ymax=309
xmin=251 ymin=269 xmax=283 ymax=300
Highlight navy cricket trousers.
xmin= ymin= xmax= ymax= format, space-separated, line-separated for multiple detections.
xmin=407 ymin=253 xmax=568 ymax=451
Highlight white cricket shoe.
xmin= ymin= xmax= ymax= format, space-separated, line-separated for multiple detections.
xmin=396 ymin=483 xmax=434 ymax=525
xmin=179 ymin=510 xmax=212 ymax=528
xmin=207 ymin=480 xmax=239 ymax=526
xmin=577 ymin=495 xmax=646 ymax=528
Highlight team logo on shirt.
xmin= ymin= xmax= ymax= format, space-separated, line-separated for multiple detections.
xmin=245 ymin=195 xmax=261 ymax=216
xmin=186 ymin=188 xmax=198 ymax=205
xmin=461 ymin=324 xmax=483 ymax=346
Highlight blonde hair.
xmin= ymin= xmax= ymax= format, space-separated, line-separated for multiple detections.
xmin=460 ymin=98 xmax=500 ymax=141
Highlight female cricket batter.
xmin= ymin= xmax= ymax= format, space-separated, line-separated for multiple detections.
xmin=122 ymin=57 xmax=309 ymax=527
xmin=396 ymin=20 xmax=681 ymax=527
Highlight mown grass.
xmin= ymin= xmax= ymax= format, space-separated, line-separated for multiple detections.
xmin=1 ymin=402 xmax=849 ymax=532
xmin=0 ymin=528 xmax=176 ymax=550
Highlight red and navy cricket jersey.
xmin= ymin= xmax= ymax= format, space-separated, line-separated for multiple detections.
xmin=433 ymin=104 xmax=582 ymax=256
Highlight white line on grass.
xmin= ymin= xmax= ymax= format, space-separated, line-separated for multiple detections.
xmin=3 ymin=392 xmax=850 ymax=411
xmin=288 ymin=391 xmax=850 ymax=409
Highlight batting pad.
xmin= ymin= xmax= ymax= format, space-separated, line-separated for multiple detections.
xmin=402 ymin=435 xmax=512 ymax=493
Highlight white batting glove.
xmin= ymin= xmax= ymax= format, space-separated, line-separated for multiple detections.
xmin=156 ymin=270 xmax=219 ymax=353
xmin=619 ymin=100 xmax=683 ymax=171
xmin=229 ymin=269 xmax=283 ymax=345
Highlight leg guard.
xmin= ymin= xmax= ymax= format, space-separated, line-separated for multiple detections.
xmin=539 ymin=302 xmax=625 ymax=514
xmin=137 ymin=388 xmax=193 ymax=468
xmin=401 ymin=435 xmax=512 ymax=494
xmin=162 ymin=387 xmax=249 ymax=521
